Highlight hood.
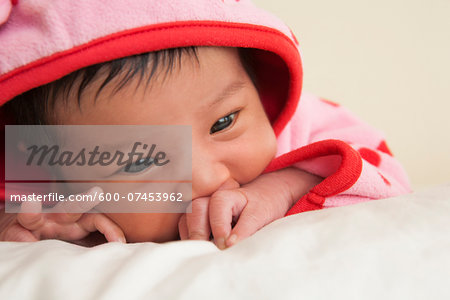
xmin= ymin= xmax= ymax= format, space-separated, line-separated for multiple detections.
xmin=0 ymin=0 xmax=302 ymax=135
xmin=0 ymin=0 xmax=303 ymax=202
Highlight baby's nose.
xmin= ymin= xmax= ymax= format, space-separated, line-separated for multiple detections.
xmin=191 ymin=154 xmax=230 ymax=199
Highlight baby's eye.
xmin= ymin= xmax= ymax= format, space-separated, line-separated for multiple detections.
xmin=121 ymin=158 xmax=154 ymax=173
xmin=210 ymin=111 xmax=238 ymax=134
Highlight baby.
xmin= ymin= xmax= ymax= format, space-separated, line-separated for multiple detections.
xmin=0 ymin=0 xmax=410 ymax=249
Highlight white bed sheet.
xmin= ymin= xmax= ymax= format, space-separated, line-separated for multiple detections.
xmin=1 ymin=185 xmax=449 ymax=299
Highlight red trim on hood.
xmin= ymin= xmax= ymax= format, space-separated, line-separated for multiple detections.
xmin=0 ymin=20 xmax=302 ymax=136
xmin=0 ymin=127 xmax=3 ymax=202
xmin=263 ymin=139 xmax=363 ymax=215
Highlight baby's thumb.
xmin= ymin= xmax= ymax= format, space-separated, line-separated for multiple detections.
xmin=225 ymin=205 xmax=272 ymax=248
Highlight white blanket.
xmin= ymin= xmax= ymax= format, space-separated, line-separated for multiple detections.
xmin=1 ymin=185 xmax=449 ymax=300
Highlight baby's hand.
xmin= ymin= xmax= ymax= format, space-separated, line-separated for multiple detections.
xmin=178 ymin=179 xmax=239 ymax=242
xmin=178 ymin=167 xmax=322 ymax=249
xmin=0 ymin=187 xmax=126 ymax=244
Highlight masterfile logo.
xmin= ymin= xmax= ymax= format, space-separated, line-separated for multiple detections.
xmin=4 ymin=125 xmax=192 ymax=213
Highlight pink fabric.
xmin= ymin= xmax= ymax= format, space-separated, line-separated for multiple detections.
xmin=0 ymin=0 xmax=294 ymax=76
xmin=276 ymin=92 xmax=411 ymax=208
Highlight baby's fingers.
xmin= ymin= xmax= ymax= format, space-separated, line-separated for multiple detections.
xmin=224 ymin=205 xmax=270 ymax=248
xmin=209 ymin=189 xmax=247 ymax=250
xmin=48 ymin=186 xmax=103 ymax=224
xmin=17 ymin=196 xmax=43 ymax=231
xmin=78 ymin=213 xmax=126 ymax=243
xmin=185 ymin=197 xmax=211 ymax=241
xmin=0 ymin=223 xmax=39 ymax=242
xmin=178 ymin=214 xmax=188 ymax=240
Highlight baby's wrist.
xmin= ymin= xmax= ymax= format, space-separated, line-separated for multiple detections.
xmin=266 ymin=167 xmax=323 ymax=207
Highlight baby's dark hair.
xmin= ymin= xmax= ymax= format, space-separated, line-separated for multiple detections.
xmin=2 ymin=47 xmax=257 ymax=125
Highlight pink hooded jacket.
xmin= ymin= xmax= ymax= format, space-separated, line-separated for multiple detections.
xmin=0 ymin=0 xmax=410 ymax=215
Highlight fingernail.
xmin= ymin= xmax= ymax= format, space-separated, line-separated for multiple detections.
xmin=216 ymin=237 xmax=226 ymax=250
xmin=226 ymin=234 xmax=238 ymax=246
xmin=118 ymin=237 xmax=126 ymax=244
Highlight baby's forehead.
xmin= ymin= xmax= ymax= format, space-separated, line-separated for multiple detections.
xmin=63 ymin=48 xmax=200 ymax=104
xmin=52 ymin=47 xmax=253 ymax=124
xmin=65 ymin=47 xmax=246 ymax=104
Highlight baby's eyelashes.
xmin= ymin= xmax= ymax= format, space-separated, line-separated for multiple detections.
xmin=210 ymin=111 xmax=239 ymax=134
xmin=121 ymin=157 xmax=155 ymax=174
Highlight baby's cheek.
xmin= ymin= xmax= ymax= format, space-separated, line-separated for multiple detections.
xmin=240 ymin=127 xmax=277 ymax=183
xmin=258 ymin=126 xmax=277 ymax=168
xmin=266 ymin=130 xmax=278 ymax=162
xmin=106 ymin=213 xmax=182 ymax=243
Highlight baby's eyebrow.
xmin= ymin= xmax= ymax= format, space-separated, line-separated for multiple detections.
xmin=206 ymin=80 xmax=247 ymax=109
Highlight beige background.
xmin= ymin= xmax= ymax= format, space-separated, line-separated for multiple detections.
xmin=254 ymin=0 xmax=450 ymax=189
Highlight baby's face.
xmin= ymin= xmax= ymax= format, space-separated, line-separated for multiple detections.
xmin=54 ymin=47 xmax=277 ymax=242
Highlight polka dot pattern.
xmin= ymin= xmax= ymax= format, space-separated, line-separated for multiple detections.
xmin=378 ymin=172 xmax=391 ymax=186
xmin=289 ymin=29 xmax=299 ymax=46
xmin=358 ymin=147 xmax=381 ymax=167
xmin=377 ymin=140 xmax=393 ymax=156
xmin=320 ymin=98 xmax=340 ymax=107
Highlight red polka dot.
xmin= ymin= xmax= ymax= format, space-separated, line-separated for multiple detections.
xmin=358 ymin=148 xmax=381 ymax=167
xmin=289 ymin=29 xmax=299 ymax=46
xmin=378 ymin=172 xmax=391 ymax=186
xmin=320 ymin=98 xmax=340 ymax=107
xmin=377 ymin=140 xmax=393 ymax=156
